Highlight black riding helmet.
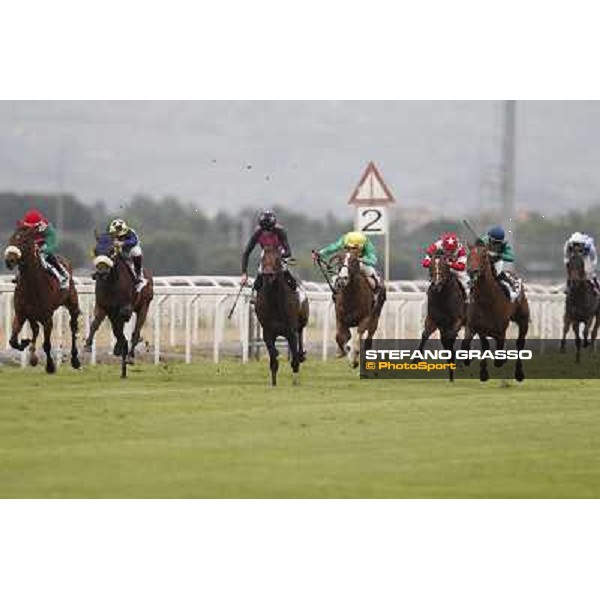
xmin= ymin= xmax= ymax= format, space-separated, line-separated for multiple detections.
xmin=258 ymin=210 xmax=276 ymax=230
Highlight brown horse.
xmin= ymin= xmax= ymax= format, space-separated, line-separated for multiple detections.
xmin=560 ymin=252 xmax=600 ymax=361
xmin=4 ymin=225 xmax=81 ymax=373
xmin=84 ymin=232 xmax=154 ymax=378
xmin=418 ymin=254 xmax=466 ymax=381
xmin=255 ymin=245 xmax=309 ymax=386
xmin=332 ymin=248 xmax=386 ymax=368
xmin=462 ymin=243 xmax=529 ymax=381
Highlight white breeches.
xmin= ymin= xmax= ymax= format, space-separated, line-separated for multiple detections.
xmin=125 ymin=244 xmax=143 ymax=259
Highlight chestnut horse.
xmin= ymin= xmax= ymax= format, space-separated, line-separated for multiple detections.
xmin=560 ymin=252 xmax=600 ymax=361
xmin=462 ymin=242 xmax=529 ymax=381
xmin=4 ymin=225 xmax=81 ymax=373
xmin=84 ymin=232 xmax=154 ymax=378
xmin=255 ymin=245 xmax=309 ymax=386
xmin=331 ymin=248 xmax=386 ymax=368
xmin=418 ymin=254 xmax=466 ymax=381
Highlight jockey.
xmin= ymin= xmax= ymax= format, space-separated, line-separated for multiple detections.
xmin=421 ymin=231 xmax=469 ymax=296
xmin=241 ymin=210 xmax=301 ymax=301
xmin=480 ymin=225 xmax=519 ymax=301
xmin=108 ymin=218 xmax=147 ymax=291
xmin=18 ymin=209 xmax=70 ymax=289
xmin=313 ymin=231 xmax=383 ymax=296
xmin=564 ymin=231 xmax=600 ymax=293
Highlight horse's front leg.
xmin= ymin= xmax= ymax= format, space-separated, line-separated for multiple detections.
xmin=573 ymin=321 xmax=582 ymax=363
xmin=461 ymin=326 xmax=475 ymax=366
xmin=418 ymin=315 xmax=437 ymax=354
xmin=583 ymin=317 xmax=593 ymax=348
xmin=494 ymin=336 xmax=507 ymax=368
xmin=9 ymin=313 xmax=31 ymax=351
xmin=42 ymin=318 xmax=56 ymax=374
xmin=263 ymin=329 xmax=279 ymax=386
xmin=440 ymin=330 xmax=457 ymax=382
xmin=335 ymin=321 xmax=351 ymax=358
xmin=560 ymin=314 xmax=570 ymax=353
xmin=129 ymin=303 xmax=150 ymax=361
xmin=85 ymin=305 xmax=107 ymax=351
xmin=479 ymin=335 xmax=490 ymax=382
xmin=28 ymin=320 xmax=40 ymax=367
xmin=109 ymin=317 xmax=129 ymax=378
xmin=286 ymin=329 xmax=300 ymax=385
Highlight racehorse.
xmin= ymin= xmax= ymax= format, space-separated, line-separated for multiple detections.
xmin=560 ymin=251 xmax=600 ymax=361
xmin=418 ymin=253 xmax=466 ymax=382
xmin=331 ymin=248 xmax=386 ymax=369
xmin=462 ymin=242 xmax=529 ymax=381
xmin=84 ymin=232 xmax=154 ymax=378
xmin=4 ymin=225 xmax=81 ymax=373
xmin=254 ymin=245 xmax=309 ymax=386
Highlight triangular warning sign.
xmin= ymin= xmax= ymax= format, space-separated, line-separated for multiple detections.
xmin=349 ymin=161 xmax=396 ymax=206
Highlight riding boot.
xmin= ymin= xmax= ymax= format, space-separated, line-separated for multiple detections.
xmin=250 ymin=275 xmax=262 ymax=305
xmin=593 ymin=277 xmax=600 ymax=295
xmin=46 ymin=254 xmax=70 ymax=289
xmin=132 ymin=256 xmax=146 ymax=291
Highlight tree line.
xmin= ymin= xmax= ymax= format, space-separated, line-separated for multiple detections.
xmin=0 ymin=191 xmax=596 ymax=281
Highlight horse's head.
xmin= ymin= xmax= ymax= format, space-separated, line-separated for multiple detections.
xmin=93 ymin=232 xmax=118 ymax=280
xmin=467 ymin=241 xmax=490 ymax=284
xmin=260 ymin=245 xmax=282 ymax=285
xmin=4 ymin=225 xmax=38 ymax=271
xmin=429 ymin=252 xmax=451 ymax=292
xmin=335 ymin=247 xmax=361 ymax=291
xmin=566 ymin=252 xmax=586 ymax=288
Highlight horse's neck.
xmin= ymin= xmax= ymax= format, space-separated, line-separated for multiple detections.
xmin=19 ymin=253 xmax=48 ymax=290
xmin=472 ymin=265 xmax=500 ymax=301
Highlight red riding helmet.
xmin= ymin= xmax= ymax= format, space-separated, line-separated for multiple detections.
xmin=441 ymin=232 xmax=458 ymax=253
xmin=22 ymin=209 xmax=47 ymax=229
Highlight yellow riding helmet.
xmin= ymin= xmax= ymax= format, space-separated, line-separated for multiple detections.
xmin=344 ymin=231 xmax=367 ymax=249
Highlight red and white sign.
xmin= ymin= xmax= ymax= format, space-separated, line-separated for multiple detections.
xmin=348 ymin=161 xmax=396 ymax=207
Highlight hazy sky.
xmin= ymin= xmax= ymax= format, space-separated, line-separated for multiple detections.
xmin=1 ymin=100 xmax=599 ymax=215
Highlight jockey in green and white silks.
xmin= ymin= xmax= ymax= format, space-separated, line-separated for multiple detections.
xmin=314 ymin=230 xmax=383 ymax=295
xmin=563 ymin=231 xmax=600 ymax=293
xmin=480 ymin=225 xmax=520 ymax=302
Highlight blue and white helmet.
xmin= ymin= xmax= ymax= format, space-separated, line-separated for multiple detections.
xmin=487 ymin=226 xmax=505 ymax=242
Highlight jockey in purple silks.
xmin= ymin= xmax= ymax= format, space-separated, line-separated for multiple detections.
xmin=240 ymin=210 xmax=302 ymax=303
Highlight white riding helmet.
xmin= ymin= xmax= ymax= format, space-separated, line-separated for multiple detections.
xmin=570 ymin=232 xmax=587 ymax=245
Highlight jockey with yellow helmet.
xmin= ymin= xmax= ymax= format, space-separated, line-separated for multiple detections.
xmin=313 ymin=231 xmax=382 ymax=293
xmin=107 ymin=218 xmax=146 ymax=291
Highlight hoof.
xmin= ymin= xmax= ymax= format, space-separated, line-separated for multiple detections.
xmin=29 ymin=355 xmax=39 ymax=367
xmin=480 ymin=371 xmax=489 ymax=382
xmin=10 ymin=338 xmax=31 ymax=351
xmin=494 ymin=359 xmax=507 ymax=368
xmin=299 ymin=351 xmax=307 ymax=363
xmin=71 ymin=356 xmax=81 ymax=370
xmin=463 ymin=359 xmax=472 ymax=367
xmin=46 ymin=360 xmax=56 ymax=374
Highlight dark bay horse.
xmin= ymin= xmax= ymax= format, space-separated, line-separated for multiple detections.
xmin=332 ymin=249 xmax=386 ymax=368
xmin=4 ymin=225 xmax=81 ymax=373
xmin=560 ymin=252 xmax=600 ymax=361
xmin=84 ymin=232 xmax=154 ymax=378
xmin=255 ymin=245 xmax=309 ymax=386
xmin=462 ymin=243 xmax=529 ymax=382
xmin=418 ymin=254 xmax=466 ymax=381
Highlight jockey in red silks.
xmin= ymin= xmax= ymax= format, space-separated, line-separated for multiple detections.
xmin=17 ymin=209 xmax=70 ymax=289
xmin=241 ymin=209 xmax=302 ymax=302
xmin=421 ymin=231 xmax=469 ymax=296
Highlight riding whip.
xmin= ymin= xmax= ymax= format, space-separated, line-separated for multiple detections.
xmin=314 ymin=254 xmax=336 ymax=294
xmin=228 ymin=281 xmax=248 ymax=320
